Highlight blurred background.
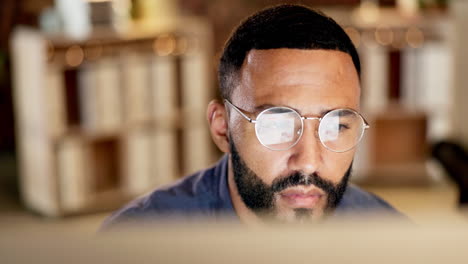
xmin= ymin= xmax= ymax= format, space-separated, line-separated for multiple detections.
xmin=0 ymin=0 xmax=467 ymax=233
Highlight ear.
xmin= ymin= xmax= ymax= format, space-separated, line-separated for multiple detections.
xmin=207 ymin=99 xmax=230 ymax=153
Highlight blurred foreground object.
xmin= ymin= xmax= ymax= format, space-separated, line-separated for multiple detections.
xmin=2 ymin=217 xmax=468 ymax=264
xmin=432 ymin=141 xmax=468 ymax=207
xmin=10 ymin=16 xmax=216 ymax=217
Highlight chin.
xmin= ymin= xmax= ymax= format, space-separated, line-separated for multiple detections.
xmin=270 ymin=195 xmax=327 ymax=223
xmin=272 ymin=205 xmax=326 ymax=224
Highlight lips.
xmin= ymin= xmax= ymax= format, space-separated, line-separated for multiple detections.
xmin=279 ymin=188 xmax=324 ymax=208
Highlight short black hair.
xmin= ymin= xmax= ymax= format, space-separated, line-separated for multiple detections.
xmin=218 ymin=4 xmax=360 ymax=100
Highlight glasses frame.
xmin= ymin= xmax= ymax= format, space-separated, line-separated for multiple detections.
xmin=224 ymin=99 xmax=370 ymax=153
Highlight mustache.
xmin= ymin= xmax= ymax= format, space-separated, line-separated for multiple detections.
xmin=271 ymin=171 xmax=337 ymax=195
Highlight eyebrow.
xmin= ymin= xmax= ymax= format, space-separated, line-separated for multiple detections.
xmin=253 ymin=104 xmax=276 ymax=113
xmin=254 ymin=103 xmax=350 ymax=118
xmin=326 ymin=109 xmax=357 ymax=117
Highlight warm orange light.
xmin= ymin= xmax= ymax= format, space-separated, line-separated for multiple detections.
xmin=153 ymin=34 xmax=176 ymax=56
xmin=344 ymin=27 xmax=361 ymax=48
xmin=375 ymin=27 xmax=394 ymax=46
xmin=65 ymin=45 xmax=84 ymax=67
xmin=406 ymin=27 xmax=424 ymax=48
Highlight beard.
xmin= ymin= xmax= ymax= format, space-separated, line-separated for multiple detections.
xmin=229 ymin=138 xmax=351 ymax=222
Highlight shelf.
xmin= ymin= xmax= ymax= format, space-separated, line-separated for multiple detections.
xmin=12 ymin=19 xmax=217 ymax=216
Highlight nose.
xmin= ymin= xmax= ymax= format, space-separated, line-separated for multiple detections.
xmin=287 ymin=121 xmax=323 ymax=175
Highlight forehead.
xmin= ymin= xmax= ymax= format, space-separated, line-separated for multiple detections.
xmin=233 ymin=48 xmax=360 ymax=114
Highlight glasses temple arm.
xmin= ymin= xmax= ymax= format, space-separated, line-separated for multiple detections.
xmin=362 ymin=116 xmax=370 ymax=129
xmin=224 ymin=100 xmax=256 ymax=123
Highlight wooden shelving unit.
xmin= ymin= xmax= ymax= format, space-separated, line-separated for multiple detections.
xmin=11 ymin=17 xmax=218 ymax=216
xmin=341 ymin=9 xmax=454 ymax=185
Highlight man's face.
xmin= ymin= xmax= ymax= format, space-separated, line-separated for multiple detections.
xmin=227 ymin=49 xmax=361 ymax=223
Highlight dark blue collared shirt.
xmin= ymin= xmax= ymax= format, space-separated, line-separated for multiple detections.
xmin=103 ymin=155 xmax=401 ymax=229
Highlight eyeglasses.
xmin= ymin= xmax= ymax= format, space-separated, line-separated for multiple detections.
xmin=224 ymin=100 xmax=369 ymax=153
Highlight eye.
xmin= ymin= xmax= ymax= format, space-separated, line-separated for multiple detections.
xmin=339 ymin=123 xmax=350 ymax=131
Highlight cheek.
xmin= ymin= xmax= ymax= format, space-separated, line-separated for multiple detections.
xmin=230 ymin=121 xmax=288 ymax=184
xmin=322 ymin=150 xmax=355 ymax=184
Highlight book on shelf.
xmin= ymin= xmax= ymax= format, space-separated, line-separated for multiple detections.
xmin=360 ymin=45 xmax=389 ymax=112
xmin=182 ymin=125 xmax=212 ymax=175
xmin=152 ymin=128 xmax=178 ymax=186
xmin=150 ymin=55 xmax=178 ymax=120
xmin=121 ymin=54 xmax=152 ymax=124
xmin=401 ymin=47 xmax=420 ymax=109
xmin=123 ymin=128 xmax=179 ymax=195
xmin=79 ymin=58 xmax=122 ymax=133
xmin=78 ymin=64 xmax=99 ymax=132
xmin=45 ymin=66 xmax=67 ymax=138
xmin=180 ymin=52 xmax=210 ymax=113
xmin=122 ymin=129 xmax=153 ymax=195
xmin=57 ymin=136 xmax=89 ymax=212
xmin=96 ymin=58 xmax=122 ymax=132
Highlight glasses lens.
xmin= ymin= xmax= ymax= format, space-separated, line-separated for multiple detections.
xmin=318 ymin=109 xmax=365 ymax=152
xmin=255 ymin=107 xmax=302 ymax=150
